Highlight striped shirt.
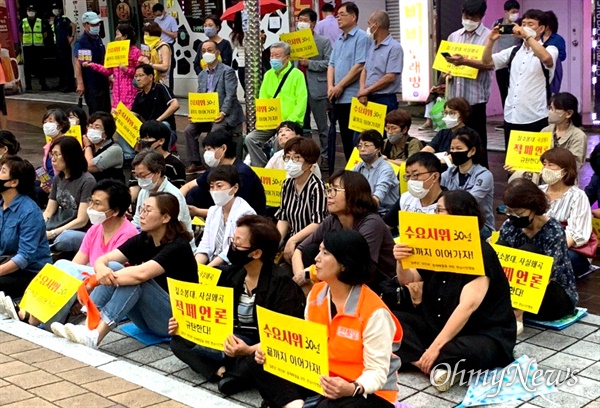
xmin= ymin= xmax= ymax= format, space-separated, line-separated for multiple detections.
xmin=447 ymin=24 xmax=492 ymax=105
xmin=238 ymin=286 xmax=256 ymax=325
xmin=275 ymin=173 xmax=327 ymax=237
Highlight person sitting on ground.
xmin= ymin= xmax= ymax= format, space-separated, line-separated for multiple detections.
xmin=195 ymin=165 xmax=255 ymax=266
xmin=276 ymin=137 xmax=327 ymax=264
xmin=353 ymin=130 xmax=399 ymax=217
xmin=394 ymin=190 xmax=516 ymax=391
xmin=41 ymin=108 xmax=70 ymax=181
xmin=43 ymin=137 xmax=96 ymax=253
xmin=441 ymin=128 xmax=495 ymax=237
xmin=0 ymin=131 xmax=21 ymax=159
xmin=499 ymin=178 xmax=578 ymax=330
xmin=192 ymin=14 xmax=233 ymax=73
xmin=253 ymin=230 xmax=402 ymax=408
xmin=83 ymin=112 xmax=124 ymax=183
xmin=584 ymin=143 xmax=600 ymax=218
xmin=537 ymin=147 xmax=593 ymax=278
xmin=265 ymin=121 xmax=321 ymax=178
xmin=382 ymin=109 xmax=423 ymax=166
xmin=170 ymin=215 xmax=306 ymax=396
xmin=181 ymin=130 xmax=266 ymax=218
xmin=66 ymin=105 xmax=88 ymax=137
xmin=292 ymin=170 xmax=396 ymax=293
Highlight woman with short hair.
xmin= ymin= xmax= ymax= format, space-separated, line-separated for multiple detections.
xmin=383 ymin=109 xmax=423 ymax=166
xmin=0 ymin=131 xmax=21 ymax=159
xmin=421 ymin=97 xmax=473 ymax=157
xmin=83 ymin=112 xmax=125 ymax=183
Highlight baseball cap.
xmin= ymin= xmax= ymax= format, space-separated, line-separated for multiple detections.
xmin=81 ymin=11 xmax=101 ymax=24
xmin=51 ymin=3 xmax=61 ymax=8
xmin=26 ymin=5 xmax=35 ymax=10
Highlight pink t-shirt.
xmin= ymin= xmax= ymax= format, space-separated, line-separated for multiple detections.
xmin=79 ymin=218 xmax=139 ymax=265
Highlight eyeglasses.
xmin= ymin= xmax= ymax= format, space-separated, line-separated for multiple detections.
xmin=139 ymin=206 xmax=155 ymax=216
xmin=282 ymin=155 xmax=304 ymax=163
xmin=434 ymin=207 xmax=447 ymax=214
xmin=442 ymin=110 xmax=459 ymax=116
xmin=50 ymin=152 xmax=62 ymax=159
xmin=136 ymin=172 xmax=153 ymax=179
xmin=402 ymin=172 xmax=432 ymax=181
xmin=226 ymin=236 xmax=252 ymax=251
xmin=336 ymin=12 xmax=351 ymax=18
xmin=326 ymin=187 xmax=345 ymax=197
xmin=357 ymin=143 xmax=375 ymax=150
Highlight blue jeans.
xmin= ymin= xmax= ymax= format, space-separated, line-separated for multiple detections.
xmin=117 ymin=136 xmax=137 ymax=161
xmin=51 ymin=230 xmax=86 ymax=252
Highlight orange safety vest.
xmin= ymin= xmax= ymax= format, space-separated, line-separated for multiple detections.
xmin=306 ymin=282 xmax=403 ymax=404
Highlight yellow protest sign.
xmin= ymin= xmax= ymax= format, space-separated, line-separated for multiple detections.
xmin=192 ymin=216 xmax=206 ymax=227
xmin=188 ymin=92 xmax=220 ymax=123
xmin=114 ymin=101 xmax=143 ymax=148
xmin=399 ymin=212 xmax=484 ymax=275
xmin=45 ymin=125 xmax=82 ymax=146
xmin=432 ymin=40 xmax=485 ymax=79
xmin=505 ymin=131 xmax=552 ymax=173
xmin=104 ymin=40 xmax=130 ymax=68
xmin=257 ymin=306 xmax=329 ymax=395
xmin=197 ymin=264 xmax=222 ymax=286
xmin=252 ymin=167 xmax=286 ymax=207
xmin=19 ymin=264 xmax=82 ymax=323
xmin=592 ymin=218 xmax=600 ymax=247
xmin=167 ymin=278 xmax=233 ymax=350
xmin=348 ymin=98 xmax=386 ymax=135
xmin=399 ymin=162 xmax=407 ymax=194
xmin=489 ymin=230 xmax=500 ymax=245
xmin=490 ymin=244 xmax=553 ymax=314
xmin=345 ymin=147 xmax=401 ymax=176
xmin=279 ymin=29 xmax=319 ymax=59
xmin=255 ymin=99 xmax=282 ymax=130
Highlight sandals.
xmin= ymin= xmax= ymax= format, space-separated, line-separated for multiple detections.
xmin=3 ymin=295 xmax=30 ymax=323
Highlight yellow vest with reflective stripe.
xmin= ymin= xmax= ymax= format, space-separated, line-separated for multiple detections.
xmin=22 ymin=18 xmax=43 ymax=46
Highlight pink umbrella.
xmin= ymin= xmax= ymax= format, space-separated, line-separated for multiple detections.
xmin=220 ymin=0 xmax=287 ymax=21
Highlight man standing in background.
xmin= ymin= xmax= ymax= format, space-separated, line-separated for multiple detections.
xmin=19 ymin=5 xmax=50 ymax=91
xmin=52 ymin=3 xmax=76 ymax=92
xmin=153 ymin=3 xmax=178 ymax=91
xmin=315 ymin=3 xmax=342 ymax=47
xmin=492 ymin=0 xmax=521 ymax=111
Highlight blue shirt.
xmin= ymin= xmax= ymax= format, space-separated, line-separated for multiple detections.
xmin=155 ymin=14 xmax=178 ymax=44
xmin=329 ymin=26 xmax=369 ymax=104
xmin=73 ymin=32 xmax=109 ymax=89
xmin=364 ymin=34 xmax=403 ymax=95
xmin=54 ymin=16 xmax=73 ymax=46
xmin=0 ymin=194 xmax=51 ymax=273
xmin=353 ymin=156 xmax=399 ymax=216
xmin=543 ymin=32 xmax=566 ymax=61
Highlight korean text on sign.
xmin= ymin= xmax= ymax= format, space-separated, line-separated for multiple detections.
xmin=399 ymin=212 xmax=484 ymax=275
xmin=251 ymin=167 xmax=286 ymax=207
xmin=46 ymin=125 xmax=82 ymax=145
xmin=490 ymin=244 xmax=552 ymax=314
xmin=188 ymin=92 xmax=220 ymax=123
xmin=104 ymin=40 xmax=130 ymax=68
xmin=255 ymin=99 xmax=282 ymax=130
xmin=19 ymin=264 xmax=82 ymax=323
xmin=348 ymin=98 xmax=386 ymax=135
xmin=167 ymin=278 xmax=233 ymax=351
xmin=344 ymin=148 xmax=406 ymax=193
xmin=505 ymin=131 xmax=552 ymax=173
xmin=113 ymin=101 xmax=143 ymax=148
xmin=197 ymin=264 xmax=222 ymax=286
xmin=257 ymin=306 xmax=329 ymax=395
xmin=279 ymin=29 xmax=319 ymax=59
xmin=399 ymin=0 xmax=431 ymax=102
xmin=432 ymin=40 xmax=485 ymax=80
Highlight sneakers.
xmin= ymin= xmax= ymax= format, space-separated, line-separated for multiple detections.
xmin=64 ymin=323 xmax=99 ymax=349
xmin=50 ymin=322 xmax=68 ymax=338
xmin=432 ymin=368 xmax=455 ymax=392
xmin=3 ymin=295 xmax=19 ymax=321
xmin=516 ymin=320 xmax=524 ymax=336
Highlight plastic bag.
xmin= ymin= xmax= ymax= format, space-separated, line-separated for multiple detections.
xmin=430 ymin=97 xmax=447 ymax=130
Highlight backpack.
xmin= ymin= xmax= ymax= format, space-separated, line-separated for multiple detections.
xmin=507 ymin=43 xmax=551 ymax=103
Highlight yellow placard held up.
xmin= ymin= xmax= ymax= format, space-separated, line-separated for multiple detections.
xmin=432 ymin=40 xmax=485 ymax=80
xmin=45 ymin=125 xmax=82 ymax=146
xmin=399 ymin=212 xmax=484 ymax=275
xmin=252 ymin=167 xmax=286 ymax=207
xmin=505 ymin=131 xmax=552 ymax=173
xmin=489 ymin=230 xmax=500 ymax=245
xmin=197 ymin=264 xmax=222 ymax=286
xmin=279 ymin=29 xmax=319 ymax=60
xmin=114 ymin=101 xmax=143 ymax=148
xmin=255 ymin=99 xmax=282 ymax=130
xmin=192 ymin=216 xmax=206 ymax=227
xmin=188 ymin=92 xmax=220 ymax=123
xmin=167 ymin=278 xmax=233 ymax=350
xmin=104 ymin=40 xmax=130 ymax=68
xmin=345 ymin=147 xmax=401 ymax=176
xmin=490 ymin=244 xmax=553 ymax=314
xmin=592 ymin=218 xmax=600 ymax=247
xmin=348 ymin=98 xmax=386 ymax=135
xmin=19 ymin=264 xmax=82 ymax=323
xmin=257 ymin=306 xmax=329 ymax=395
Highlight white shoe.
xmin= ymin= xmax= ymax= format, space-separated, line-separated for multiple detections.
xmin=3 ymin=295 xmax=19 ymax=321
xmin=0 ymin=291 xmax=6 ymax=316
xmin=50 ymin=322 xmax=68 ymax=338
xmin=516 ymin=320 xmax=524 ymax=336
xmin=64 ymin=323 xmax=99 ymax=349
xmin=432 ymin=368 xmax=455 ymax=392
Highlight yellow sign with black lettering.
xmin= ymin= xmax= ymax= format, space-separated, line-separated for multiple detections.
xmin=399 ymin=212 xmax=484 ymax=275
xmin=19 ymin=264 xmax=82 ymax=323
xmin=188 ymin=92 xmax=220 ymax=123
xmin=45 ymin=125 xmax=82 ymax=145
xmin=505 ymin=131 xmax=552 ymax=173
xmin=432 ymin=40 xmax=485 ymax=79
xmin=252 ymin=167 xmax=286 ymax=207
xmin=345 ymin=148 xmax=405 ymax=193
xmin=255 ymin=99 xmax=282 ymax=130
xmin=168 ymin=278 xmax=233 ymax=351
xmin=197 ymin=264 xmax=222 ymax=286
xmin=257 ymin=306 xmax=329 ymax=395
xmin=348 ymin=98 xmax=386 ymax=135
xmin=104 ymin=40 xmax=130 ymax=68
xmin=279 ymin=29 xmax=319 ymax=59
xmin=114 ymin=101 xmax=143 ymax=148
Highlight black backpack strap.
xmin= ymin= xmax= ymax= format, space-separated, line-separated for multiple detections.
xmin=273 ymin=66 xmax=293 ymax=98
xmin=506 ymin=45 xmax=520 ymax=71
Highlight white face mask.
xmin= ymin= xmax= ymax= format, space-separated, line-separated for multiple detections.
xmin=87 ymin=208 xmax=110 ymax=225
xmin=297 ymin=22 xmax=311 ymax=31
xmin=137 ymin=175 xmax=158 ymax=191
xmin=43 ymin=122 xmax=60 ymax=137
xmin=87 ymin=128 xmax=104 ymax=144
xmin=210 ymin=187 xmax=235 ymax=207
xmin=284 ymin=160 xmax=305 ymax=178
xmin=523 ymin=26 xmax=538 ymax=39
xmin=203 ymin=52 xmax=217 ymax=65
xmin=69 ymin=118 xmax=78 ymax=126
xmin=462 ymin=19 xmax=479 ymax=32
xmin=542 ymin=168 xmax=564 ymax=186
xmin=52 ymin=9 xmax=60 ymax=16
xmin=204 ymin=150 xmax=221 ymax=168
xmin=407 ymin=176 xmax=432 ymax=199
xmin=442 ymin=115 xmax=459 ymax=129
xmin=508 ymin=13 xmax=519 ymax=22
xmin=27 ymin=11 xmax=35 ymax=18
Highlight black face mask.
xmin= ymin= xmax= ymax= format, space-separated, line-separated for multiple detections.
xmin=0 ymin=179 xmax=13 ymax=193
xmin=138 ymin=140 xmax=157 ymax=150
xmin=227 ymin=243 xmax=255 ymax=266
xmin=508 ymin=214 xmax=533 ymax=229
xmin=450 ymin=150 xmax=471 ymax=166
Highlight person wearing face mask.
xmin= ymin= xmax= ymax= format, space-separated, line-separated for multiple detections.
xmin=184 ymin=40 xmax=245 ymax=174
xmin=73 ymin=12 xmax=111 ymax=114
xmin=181 ymin=130 xmax=266 ymax=218
xmin=541 ymin=11 xmax=566 ymax=95
xmin=82 ymin=112 xmax=124 ymax=183
xmin=19 ymin=5 xmax=51 ymax=91
xmin=265 ymin=121 xmax=321 ymax=178
xmin=195 ymin=165 xmax=255 ymax=267
xmin=152 ymin=3 xmax=178 ymax=90
xmin=536 ymin=148 xmax=593 ymax=278
xmin=41 ymin=109 xmax=70 ymax=180
xmin=482 ymin=9 xmax=558 ymax=151
xmin=275 ymin=137 xmax=326 ymax=265
xmin=139 ymin=22 xmax=171 ymax=87
xmin=170 ymin=215 xmax=305 ymax=396
xmin=441 ymin=128 xmax=494 ymax=237
xmin=192 ymin=15 xmax=233 ymax=74
xmin=66 ymin=106 xmax=88 ymax=136
xmin=353 ymin=130 xmax=399 ymax=217
xmin=382 ymin=109 xmax=423 ymax=166
xmin=499 ymin=178 xmax=578 ymax=332
xmin=441 ymin=0 xmax=492 ymax=168
xmin=492 ymin=1 xmax=522 ymax=110
xmin=245 ymin=41 xmax=307 ymax=167
xmin=51 ymin=2 xmax=77 ymax=92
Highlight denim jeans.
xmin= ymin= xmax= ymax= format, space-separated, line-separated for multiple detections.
xmin=51 ymin=230 xmax=86 ymax=252
xmin=117 ymin=136 xmax=137 ymax=161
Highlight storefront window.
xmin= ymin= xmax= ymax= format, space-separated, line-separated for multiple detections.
xmin=178 ymin=0 xmax=223 ymax=33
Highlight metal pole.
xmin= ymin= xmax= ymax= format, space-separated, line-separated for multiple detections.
xmin=245 ymin=0 xmax=261 ymax=132
xmin=286 ymin=0 xmax=295 ymax=31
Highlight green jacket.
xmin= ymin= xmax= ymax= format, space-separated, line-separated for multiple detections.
xmin=259 ymin=62 xmax=307 ymax=124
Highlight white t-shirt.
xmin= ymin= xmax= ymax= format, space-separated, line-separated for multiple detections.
xmin=399 ymin=191 xmax=438 ymax=214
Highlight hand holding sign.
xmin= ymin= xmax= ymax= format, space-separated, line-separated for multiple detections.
xmin=432 ymin=40 xmax=485 ymax=79
xmin=104 ymin=40 xmax=130 ymax=68
xmin=505 ymin=131 xmax=552 ymax=173
xmin=279 ymin=29 xmax=318 ymax=60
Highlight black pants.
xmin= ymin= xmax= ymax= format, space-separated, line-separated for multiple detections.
xmin=327 ymin=108 xmax=338 ymax=176
xmin=503 ymin=118 xmax=548 ymax=151
xmin=84 ymin=84 xmax=111 ymax=115
xmin=333 ymin=103 xmax=354 ymax=161
xmin=23 ymin=46 xmax=46 ymax=89
xmin=0 ymin=271 xmax=35 ymax=298
xmin=168 ymin=42 xmax=176 ymax=91
xmin=465 ymin=102 xmax=488 ymax=168
xmin=496 ymin=68 xmax=510 ymax=109
xmin=56 ymin=43 xmax=75 ymax=90
xmin=525 ymin=280 xmax=575 ymax=321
